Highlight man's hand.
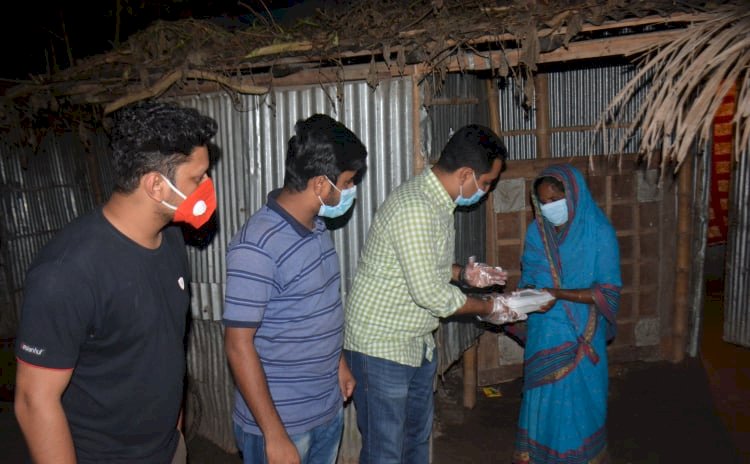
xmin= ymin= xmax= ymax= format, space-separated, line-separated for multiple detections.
xmin=265 ymin=434 xmax=301 ymax=464
xmin=338 ymin=356 xmax=356 ymax=401
xmin=462 ymin=256 xmax=508 ymax=288
xmin=225 ymin=327 xmax=299 ymax=464
xmin=481 ymin=294 xmax=527 ymax=325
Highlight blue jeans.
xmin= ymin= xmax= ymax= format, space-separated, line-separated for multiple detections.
xmin=345 ymin=349 xmax=436 ymax=464
xmin=233 ymin=408 xmax=344 ymax=464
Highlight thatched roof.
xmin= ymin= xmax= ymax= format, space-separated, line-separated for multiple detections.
xmin=1 ymin=0 xmax=747 ymax=168
xmin=602 ymin=4 xmax=749 ymax=168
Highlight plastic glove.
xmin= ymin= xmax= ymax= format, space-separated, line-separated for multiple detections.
xmin=478 ymin=294 xmax=528 ymax=325
xmin=462 ymin=256 xmax=508 ymax=288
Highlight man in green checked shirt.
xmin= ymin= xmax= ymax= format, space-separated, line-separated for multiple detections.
xmin=344 ymin=124 xmax=519 ymax=463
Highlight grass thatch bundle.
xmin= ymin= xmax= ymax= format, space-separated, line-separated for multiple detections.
xmin=601 ymin=3 xmax=749 ymax=172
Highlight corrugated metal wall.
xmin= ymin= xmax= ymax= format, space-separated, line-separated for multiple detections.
xmin=427 ymin=73 xmax=489 ymax=375
xmin=497 ymin=76 xmax=537 ymax=160
xmin=724 ymin=145 xmax=750 ymax=346
xmin=0 ymin=133 xmax=102 ymax=321
xmin=548 ymin=63 xmax=643 ymax=157
xmin=179 ymin=78 xmax=414 ymax=321
xmin=176 ymin=78 xmax=415 ymax=457
xmin=497 ymin=62 xmax=646 ymax=159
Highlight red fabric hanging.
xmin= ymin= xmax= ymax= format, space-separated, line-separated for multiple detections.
xmin=708 ymin=83 xmax=735 ymax=245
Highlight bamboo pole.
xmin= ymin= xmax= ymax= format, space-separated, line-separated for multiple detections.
xmin=486 ymin=78 xmax=501 ymax=267
xmin=462 ymin=344 xmax=477 ymax=409
xmin=672 ymin=160 xmax=694 ymax=362
xmin=534 ymin=73 xmax=551 ymax=159
xmin=103 ymin=69 xmax=268 ymax=114
xmin=412 ymin=66 xmax=425 ymax=174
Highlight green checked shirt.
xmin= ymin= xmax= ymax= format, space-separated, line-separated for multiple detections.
xmin=344 ymin=168 xmax=467 ymax=366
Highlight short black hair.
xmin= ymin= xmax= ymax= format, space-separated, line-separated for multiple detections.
xmin=283 ymin=114 xmax=368 ymax=191
xmin=109 ymin=101 xmax=218 ymax=193
xmin=435 ymin=124 xmax=507 ymax=174
xmin=533 ymin=176 xmax=565 ymax=197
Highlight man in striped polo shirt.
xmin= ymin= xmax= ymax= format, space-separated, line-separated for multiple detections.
xmin=223 ymin=114 xmax=367 ymax=464
xmin=344 ymin=125 xmax=512 ymax=463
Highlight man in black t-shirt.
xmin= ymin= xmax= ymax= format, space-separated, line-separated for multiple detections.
xmin=14 ymin=102 xmax=218 ymax=464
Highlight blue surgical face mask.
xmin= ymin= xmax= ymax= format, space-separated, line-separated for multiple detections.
xmin=318 ymin=179 xmax=356 ymax=218
xmin=455 ymin=173 xmax=486 ymax=207
xmin=540 ymin=198 xmax=569 ymax=226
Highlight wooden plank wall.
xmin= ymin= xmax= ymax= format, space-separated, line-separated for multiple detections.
xmin=477 ymin=156 xmax=677 ymax=386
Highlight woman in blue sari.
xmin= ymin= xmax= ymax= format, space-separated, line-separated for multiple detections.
xmin=511 ymin=164 xmax=621 ymax=464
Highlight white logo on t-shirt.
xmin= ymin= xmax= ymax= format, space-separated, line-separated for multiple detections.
xmin=178 ymin=277 xmax=185 ymax=290
xmin=21 ymin=343 xmax=45 ymax=356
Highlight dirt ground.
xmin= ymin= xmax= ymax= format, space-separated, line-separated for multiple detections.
xmin=184 ymin=355 xmax=742 ymax=463
xmin=432 ymin=358 xmax=740 ymax=464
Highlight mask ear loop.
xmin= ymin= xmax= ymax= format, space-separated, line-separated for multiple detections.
xmin=458 ymin=171 xmax=473 ymax=199
xmin=160 ymin=175 xmax=187 ymax=210
xmin=160 ymin=175 xmax=188 ymax=200
xmin=160 ymin=175 xmax=210 ymax=217
xmin=319 ymin=177 xmax=342 ymax=206
xmin=472 ymin=173 xmax=484 ymax=193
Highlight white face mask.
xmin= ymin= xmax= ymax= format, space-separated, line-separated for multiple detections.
xmin=540 ymin=198 xmax=568 ymax=226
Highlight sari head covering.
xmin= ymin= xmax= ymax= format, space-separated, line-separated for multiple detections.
xmin=520 ymin=163 xmax=621 ymax=340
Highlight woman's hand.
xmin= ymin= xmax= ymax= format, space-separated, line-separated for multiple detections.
xmin=538 ymin=288 xmax=558 ymax=312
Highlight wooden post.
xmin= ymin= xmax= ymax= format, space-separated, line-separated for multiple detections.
xmin=672 ymin=160 xmax=693 ymax=362
xmin=534 ymin=73 xmax=551 ymax=159
xmin=412 ymin=66 xmax=425 ymax=175
xmin=462 ymin=343 xmax=478 ymax=409
xmin=486 ymin=78 xmax=501 ymax=267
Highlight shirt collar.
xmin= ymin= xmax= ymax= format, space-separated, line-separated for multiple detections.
xmin=423 ymin=168 xmax=456 ymax=213
xmin=266 ymin=189 xmax=322 ymax=237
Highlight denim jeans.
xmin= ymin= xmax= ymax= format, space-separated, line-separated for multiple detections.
xmin=345 ymin=349 xmax=437 ymax=464
xmin=233 ymin=408 xmax=344 ymax=464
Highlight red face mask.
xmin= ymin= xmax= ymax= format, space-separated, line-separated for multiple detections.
xmin=160 ymin=175 xmax=217 ymax=229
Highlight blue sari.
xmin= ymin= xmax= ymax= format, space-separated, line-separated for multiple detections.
xmin=512 ymin=165 xmax=622 ymax=464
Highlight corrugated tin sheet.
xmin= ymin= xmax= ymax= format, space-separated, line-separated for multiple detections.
xmin=688 ymin=149 xmax=712 ymax=357
xmin=185 ymin=319 xmax=236 ymax=452
xmin=176 ymin=78 xmax=415 ymax=459
xmin=496 ymin=62 xmax=647 ymax=160
xmin=428 ymin=73 xmax=489 ymax=159
xmin=180 ymin=74 xmax=499 ymax=457
xmin=548 ymin=63 xmax=643 ymax=157
xmin=724 ymin=144 xmax=750 ymax=347
xmin=179 ymin=78 xmax=414 ymax=321
xmin=497 ymin=77 xmax=537 ymax=160
xmin=427 ymin=73 xmax=487 ymax=374
xmin=0 ymin=133 xmax=102 ymax=313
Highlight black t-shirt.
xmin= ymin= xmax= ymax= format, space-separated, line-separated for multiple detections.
xmin=16 ymin=208 xmax=190 ymax=463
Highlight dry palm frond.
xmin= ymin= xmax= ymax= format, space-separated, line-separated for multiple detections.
xmin=599 ymin=4 xmax=750 ymax=173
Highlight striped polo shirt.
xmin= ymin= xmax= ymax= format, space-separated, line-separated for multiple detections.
xmin=223 ymin=190 xmax=343 ymax=435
